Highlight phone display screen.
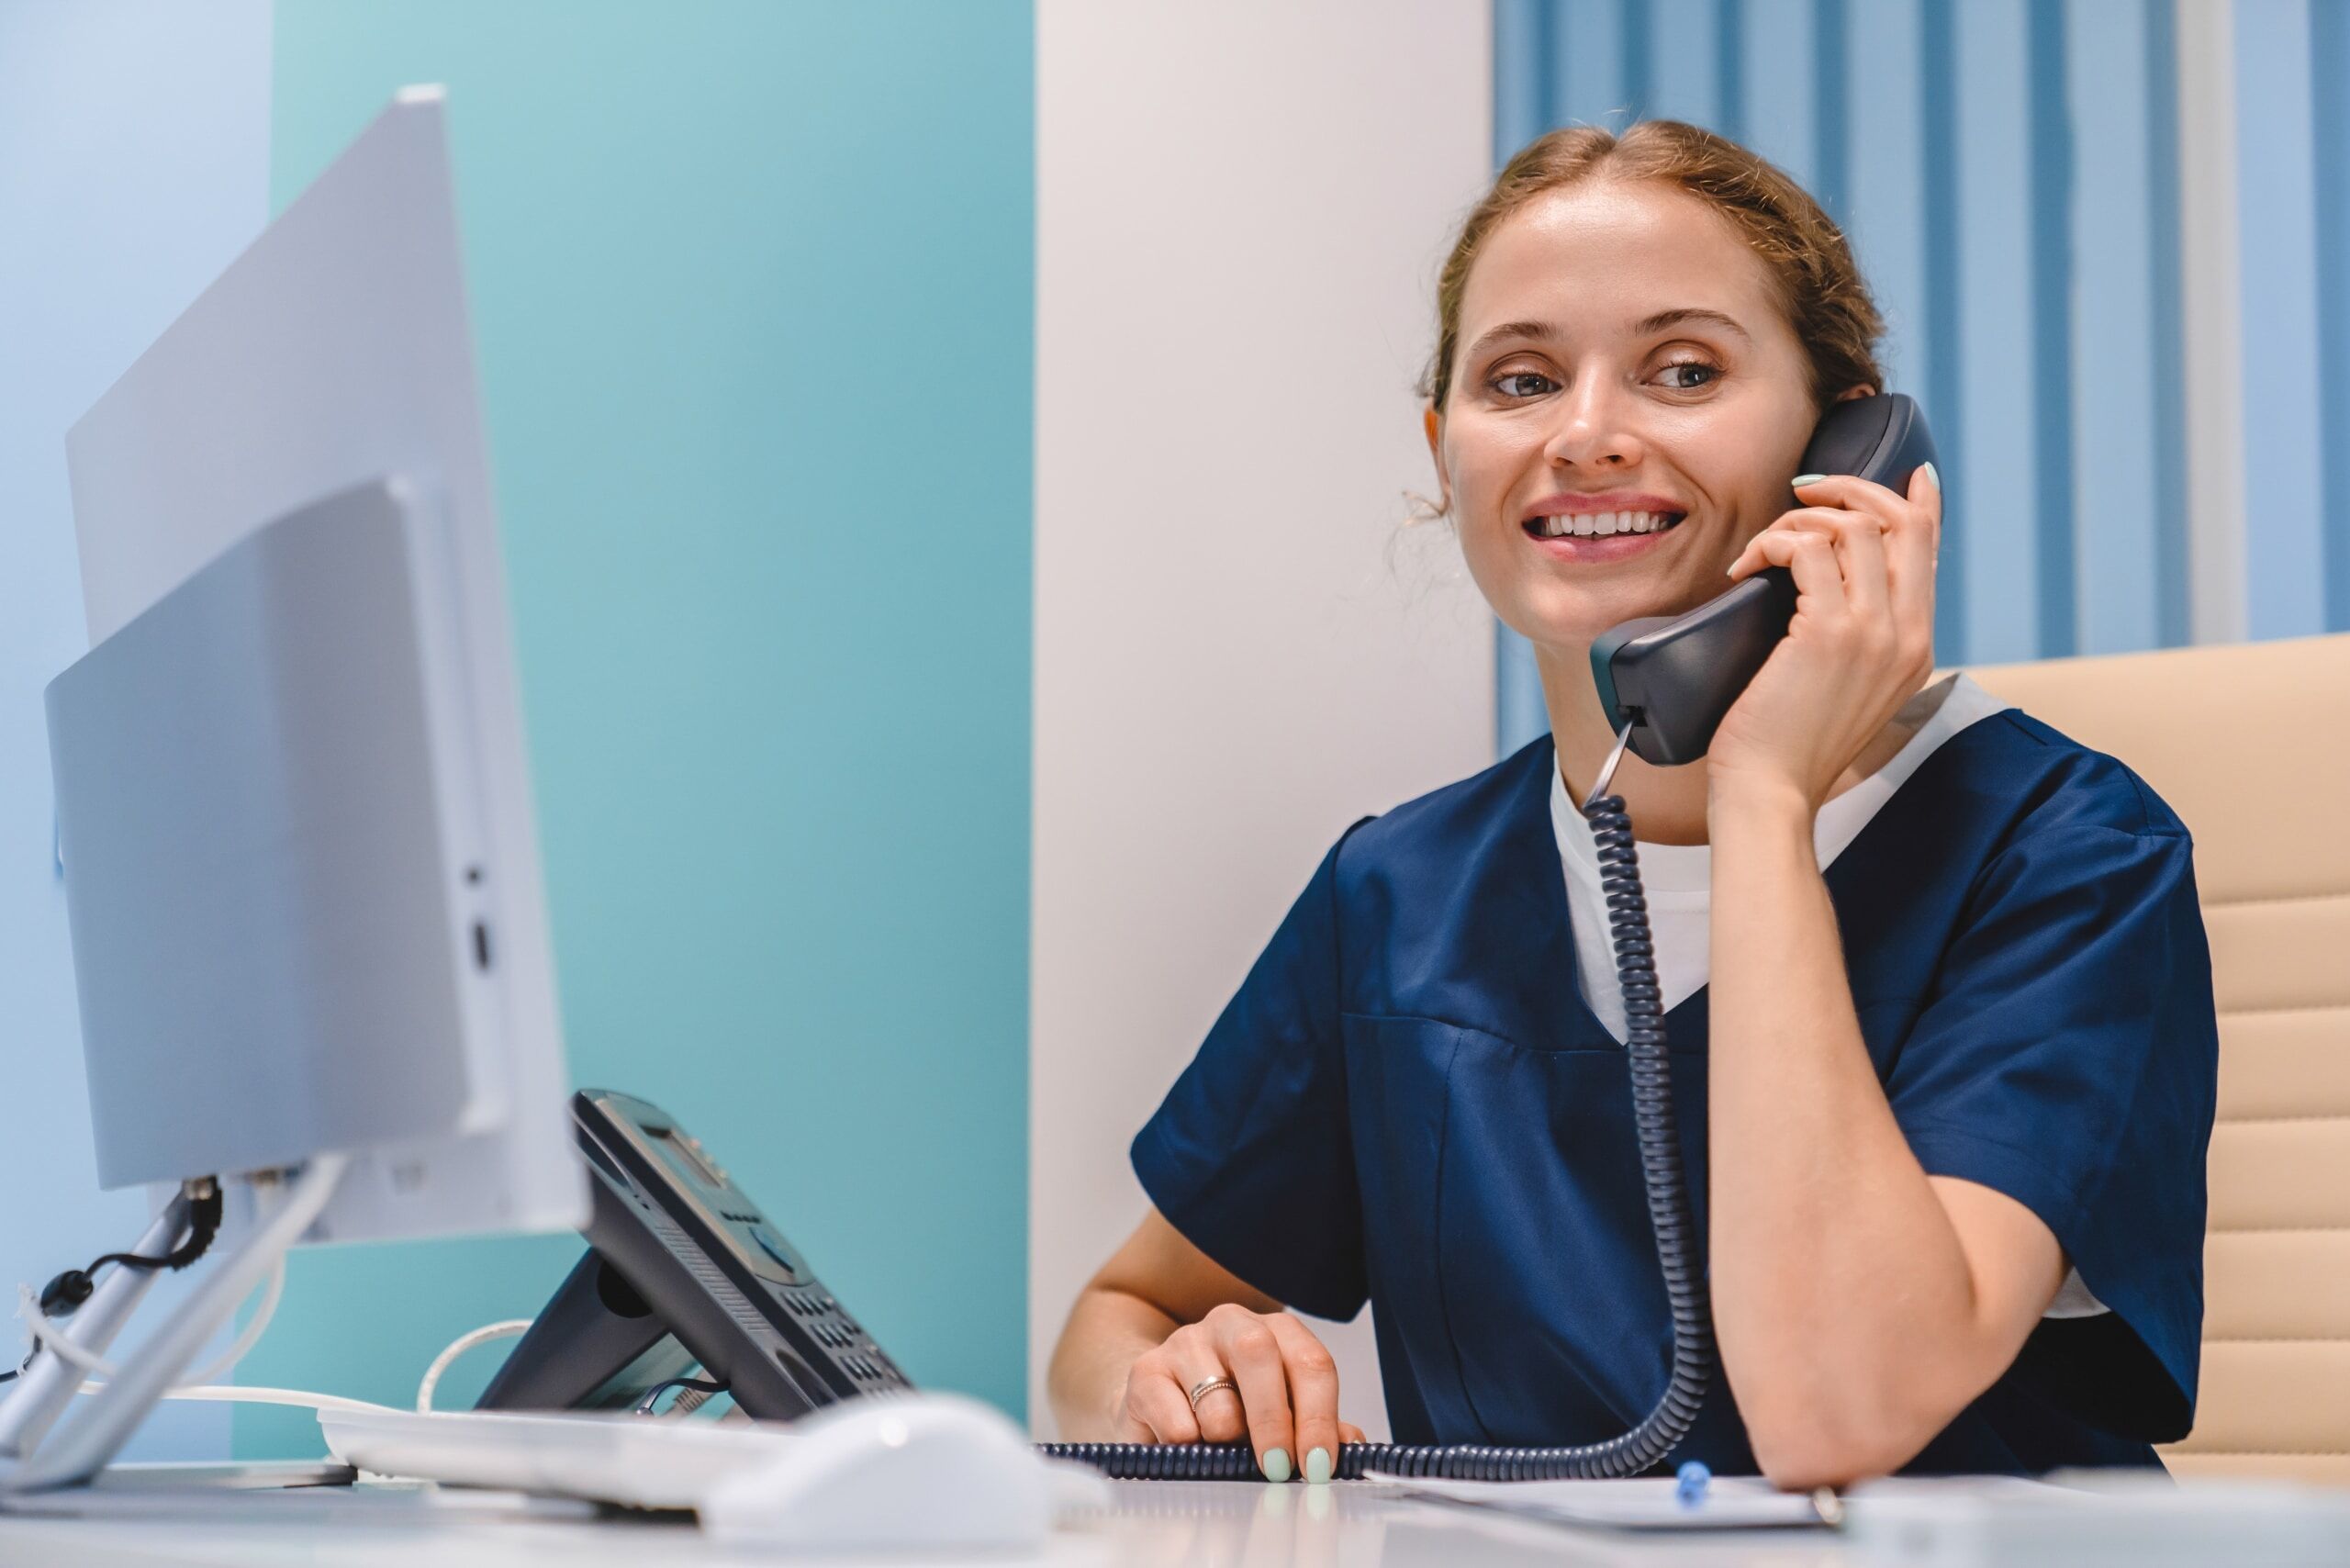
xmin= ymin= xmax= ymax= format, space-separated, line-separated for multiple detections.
xmin=646 ymin=1124 xmax=727 ymax=1192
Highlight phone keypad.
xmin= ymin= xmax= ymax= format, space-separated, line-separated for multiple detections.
xmin=774 ymin=1282 xmax=906 ymax=1390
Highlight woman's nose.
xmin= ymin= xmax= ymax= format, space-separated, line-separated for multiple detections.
xmin=1541 ymin=381 xmax=1645 ymax=472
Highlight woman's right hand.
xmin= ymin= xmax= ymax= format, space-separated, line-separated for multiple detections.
xmin=1111 ymin=1303 xmax=1366 ymax=1483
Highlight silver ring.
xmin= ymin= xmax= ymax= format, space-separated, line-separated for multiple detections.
xmin=1185 ymin=1375 xmax=1237 ymax=1412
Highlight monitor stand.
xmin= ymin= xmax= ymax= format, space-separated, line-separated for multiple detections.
xmin=0 ymin=1153 xmax=349 ymax=1495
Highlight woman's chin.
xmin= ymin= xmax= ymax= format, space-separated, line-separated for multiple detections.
xmin=1508 ymin=568 xmax=1742 ymax=651
xmin=1504 ymin=597 xmax=1672 ymax=655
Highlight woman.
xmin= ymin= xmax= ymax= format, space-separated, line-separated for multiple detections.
xmin=1046 ymin=121 xmax=2217 ymax=1490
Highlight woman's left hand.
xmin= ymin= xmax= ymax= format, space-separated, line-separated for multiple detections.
xmin=1706 ymin=463 xmax=1942 ymax=812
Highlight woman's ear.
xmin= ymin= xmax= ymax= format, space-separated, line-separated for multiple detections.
xmin=1833 ymin=384 xmax=1876 ymax=403
xmin=1422 ymin=403 xmax=1450 ymax=512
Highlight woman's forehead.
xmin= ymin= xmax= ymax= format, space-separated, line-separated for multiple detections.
xmin=1459 ymin=181 xmax=1786 ymax=345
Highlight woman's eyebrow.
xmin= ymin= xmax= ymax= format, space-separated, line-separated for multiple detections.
xmin=1464 ymin=308 xmax=1750 ymax=363
xmin=1461 ymin=319 xmax=1561 ymax=362
xmin=1634 ymin=307 xmax=1751 ymax=342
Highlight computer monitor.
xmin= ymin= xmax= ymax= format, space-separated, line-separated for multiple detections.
xmin=62 ymin=87 xmax=579 ymax=1244
xmin=0 ymin=88 xmax=586 ymax=1488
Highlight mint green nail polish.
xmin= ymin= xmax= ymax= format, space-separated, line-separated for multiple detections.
xmin=1305 ymin=1447 xmax=1333 ymax=1484
xmin=1920 ymin=460 xmax=1941 ymax=490
xmin=1791 ymin=473 xmax=1828 ymax=487
xmin=1262 ymin=1447 xmax=1292 ymax=1483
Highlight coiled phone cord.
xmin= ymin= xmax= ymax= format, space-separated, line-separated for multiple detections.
xmin=1040 ymin=729 xmax=1716 ymax=1482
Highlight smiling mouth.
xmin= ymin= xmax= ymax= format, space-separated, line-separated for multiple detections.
xmin=1522 ymin=509 xmax=1687 ymax=541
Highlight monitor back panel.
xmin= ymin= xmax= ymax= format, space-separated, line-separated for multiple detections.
xmin=50 ymin=483 xmax=478 ymax=1186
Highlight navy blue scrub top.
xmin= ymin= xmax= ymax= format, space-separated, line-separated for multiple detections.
xmin=1133 ymin=710 xmax=2220 ymax=1475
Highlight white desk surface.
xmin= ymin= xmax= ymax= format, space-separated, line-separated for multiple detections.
xmin=0 ymin=1474 xmax=1850 ymax=1567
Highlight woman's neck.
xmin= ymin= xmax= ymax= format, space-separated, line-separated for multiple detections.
xmin=1533 ymin=639 xmax=1925 ymax=846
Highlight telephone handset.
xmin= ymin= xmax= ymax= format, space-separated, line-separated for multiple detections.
xmin=1590 ymin=391 xmax=1940 ymax=766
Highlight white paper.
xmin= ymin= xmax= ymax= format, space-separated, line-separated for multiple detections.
xmin=1361 ymin=1473 xmax=1830 ymax=1532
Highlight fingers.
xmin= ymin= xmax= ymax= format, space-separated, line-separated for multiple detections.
xmin=1789 ymin=470 xmax=1938 ymax=597
xmin=1117 ymin=1338 xmax=1203 ymax=1445
xmin=1751 ymin=528 xmax=1847 ymax=618
xmin=1125 ymin=1306 xmax=1356 ymax=1483
xmin=1725 ymin=506 xmax=1862 ymax=584
xmin=1260 ymin=1312 xmax=1342 ymax=1484
xmin=1172 ymin=1331 xmax=1248 ymax=1444
xmin=1890 ymin=461 xmax=1942 ymax=631
xmin=1825 ymin=503 xmax=1892 ymax=622
xmin=1727 ymin=467 xmax=1941 ymax=677
xmin=1207 ymin=1304 xmax=1299 ymax=1480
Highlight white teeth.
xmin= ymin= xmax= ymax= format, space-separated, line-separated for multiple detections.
xmin=1536 ymin=510 xmax=1679 ymax=538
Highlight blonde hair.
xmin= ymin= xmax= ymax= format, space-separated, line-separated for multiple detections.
xmin=1423 ymin=119 xmax=1885 ymax=413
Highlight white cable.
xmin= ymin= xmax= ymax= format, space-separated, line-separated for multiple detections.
xmin=416 ymin=1319 xmax=532 ymax=1413
xmin=177 ymin=1253 xmax=285 ymax=1387
xmin=79 ymin=1383 xmax=395 ymax=1416
xmin=16 ymin=1284 xmax=123 ymax=1381
xmin=15 ymin=1255 xmax=284 ymax=1390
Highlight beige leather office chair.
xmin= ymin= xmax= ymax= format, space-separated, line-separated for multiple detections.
xmin=1967 ymin=633 xmax=2350 ymax=1484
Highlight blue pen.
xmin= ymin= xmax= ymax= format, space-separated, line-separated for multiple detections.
xmin=1675 ymin=1461 xmax=1710 ymax=1508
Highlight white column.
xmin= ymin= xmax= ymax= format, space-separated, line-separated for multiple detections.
xmin=2175 ymin=0 xmax=2248 ymax=645
xmin=1032 ymin=0 xmax=1495 ymax=1438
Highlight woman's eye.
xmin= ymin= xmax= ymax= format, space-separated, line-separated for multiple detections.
xmin=1655 ymin=361 xmax=1720 ymax=391
xmin=1494 ymin=371 xmax=1559 ymax=398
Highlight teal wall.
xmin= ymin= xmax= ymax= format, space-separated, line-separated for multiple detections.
xmin=239 ymin=0 xmax=1033 ymax=1454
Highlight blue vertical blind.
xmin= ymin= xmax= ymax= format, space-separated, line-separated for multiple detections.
xmin=1489 ymin=0 xmax=2350 ymax=755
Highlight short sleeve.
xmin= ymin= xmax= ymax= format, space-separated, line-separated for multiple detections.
xmin=1889 ymin=824 xmax=2219 ymax=1443
xmin=1130 ymin=828 xmax=1369 ymax=1319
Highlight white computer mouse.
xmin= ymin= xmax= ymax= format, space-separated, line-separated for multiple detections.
xmin=697 ymin=1392 xmax=1087 ymax=1553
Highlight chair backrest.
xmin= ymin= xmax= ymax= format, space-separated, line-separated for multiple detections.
xmin=1967 ymin=633 xmax=2350 ymax=1485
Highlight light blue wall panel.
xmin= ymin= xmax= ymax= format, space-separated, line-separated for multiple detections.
xmin=2143 ymin=0 xmax=2190 ymax=649
xmin=1837 ymin=0 xmax=1959 ymax=656
xmin=1811 ymin=0 xmax=1850 ymax=223
xmin=2024 ymin=0 xmax=2079 ymax=656
xmin=2320 ymin=0 xmax=2350 ymax=631
xmin=1643 ymin=0 xmax=1719 ymax=128
xmin=1714 ymin=0 xmax=1747 ymax=143
xmin=0 ymin=0 xmax=273 ymax=1462
xmin=1556 ymin=0 xmax=1628 ymax=126
xmin=1917 ymin=0 xmax=1965 ymax=657
xmin=1843 ymin=0 xmax=1930 ymax=401
xmin=1953 ymin=0 xmax=2043 ymax=666
xmin=2233 ymin=0 xmax=2327 ymax=639
xmin=1739 ymin=0 xmax=1818 ymax=190
xmin=2066 ymin=0 xmax=2163 ymax=655
xmin=1494 ymin=0 xmax=1551 ymax=151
